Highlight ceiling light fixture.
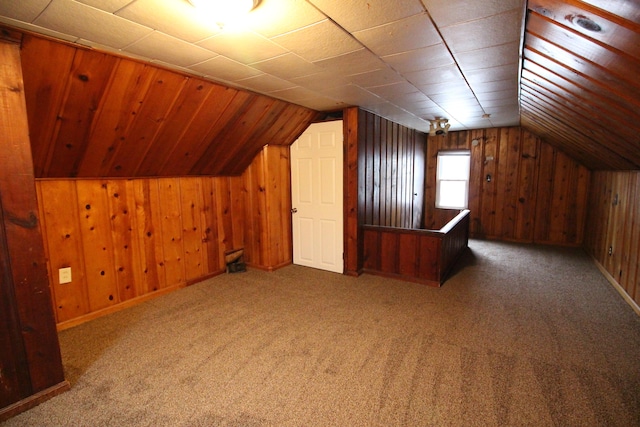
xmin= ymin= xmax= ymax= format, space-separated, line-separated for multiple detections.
xmin=429 ymin=118 xmax=450 ymax=136
xmin=188 ymin=0 xmax=260 ymax=28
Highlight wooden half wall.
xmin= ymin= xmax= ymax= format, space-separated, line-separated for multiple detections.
xmin=585 ymin=171 xmax=640 ymax=310
xmin=36 ymin=145 xmax=293 ymax=329
xmin=424 ymin=127 xmax=590 ymax=246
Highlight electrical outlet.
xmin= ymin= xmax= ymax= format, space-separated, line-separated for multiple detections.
xmin=59 ymin=267 xmax=72 ymax=284
xmin=608 ymin=246 xmax=613 ymax=256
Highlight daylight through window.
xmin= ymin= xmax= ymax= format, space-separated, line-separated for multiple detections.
xmin=436 ymin=151 xmax=471 ymax=209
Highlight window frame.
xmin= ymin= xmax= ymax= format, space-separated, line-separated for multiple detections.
xmin=435 ymin=150 xmax=471 ymax=210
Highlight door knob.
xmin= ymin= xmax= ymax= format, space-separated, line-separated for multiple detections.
xmin=291 ymin=208 xmax=298 ymax=214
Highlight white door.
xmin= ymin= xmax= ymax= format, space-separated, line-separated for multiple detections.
xmin=290 ymin=120 xmax=343 ymax=273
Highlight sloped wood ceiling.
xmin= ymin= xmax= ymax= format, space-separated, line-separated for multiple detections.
xmin=19 ymin=34 xmax=321 ymax=178
xmin=522 ymin=0 xmax=640 ymax=170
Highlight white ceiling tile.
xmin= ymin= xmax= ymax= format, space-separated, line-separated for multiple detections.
xmin=76 ymin=0 xmax=133 ymax=13
xmin=476 ymin=88 xmax=519 ymax=102
xmin=472 ymin=79 xmax=519 ymax=94
xmin=290 ymin=70 xmax=353 ymax=91
xmin=464 ymin=63 xmax=519 ymax=84
xmin=423 ymin=0 xmax=524 ymax=27
xmin=269 ymin=86 xmax=325 ymax=103
xmin=440 ymin=9 xmax=523 ymax=53
xmin=198 ymin=31 xmax=287 ymax=64
xmin=454 ymin=42 xmax=521 ymax=71
xmin=124 ymin=31 xmax=216 ymax=67
xmin=236 ymin=73 xmax=297 ymax=93
xmin=382 ymin=44 xmax=454 ymax=73
xmin=0 ymin=17 xmax=79 ymax=42
xmin=247 ymin=0 xmax=326 ymax=38
xmin=322 ymin=84 xmax=384 ymax=107
xmin=250 ymin=53 xmax=323 ymax=79
xmin=295 ymin=96 xmax=347 ymax=111
xmin=0 ymin=0 xmax=49 ymax=21
xmin=405 ymin=65 xmax=464 ymax=86
xmin=189 ymin=56 xmax=263 ymax=81
xmin=313 ymin=49 xmax=386 ymax=76
xmin=307 ymin=0 xmax=425 ymax=32
xmin=353 ymin=13 xmax=440 ymax=57
xmin=116 ymin=0 xmax=220 ymax=43
xmin=271 ymin=19 xmax=362 ymax=62
xmin=34 ymin=0 xmax=153 ymax=49
xmin=367 ymin=82 xmax=423 ymax=99
xmin=347 ymin=68 xmax=405 ymax=88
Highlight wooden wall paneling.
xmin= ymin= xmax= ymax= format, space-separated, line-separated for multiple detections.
xmin=344 ymin=107 xmax=362 ymax=275
xmin=411 ymin=131 xmax=426 ymax=229
xmin=213 ymin=177 xmax=234 ymax=265
xmin=75 ymin=180 xmax=118 ymax=311
xmin=0 ymin=38 xmax=67 ymax=412
xmin=199 ymin=177 xmax=222 ymax=273
xmin=20 ymin=36 xmax=75 ymax=178
xmin=38 ymin=181 xmax=88 ymax=322
xmin=363 ymin=111 xmax=374 ymax=225
xmin=158 ymin=85 xmax=240 ymax=176
xmin=417 ymin=236 xmax=439 ymax=282
xmin=132 ymin=179 xmax=166 ymax=293
xmin=372 ymin=114 xmax=381 ymax=226
xmin=250 ymin=149 xmax=270 ymax=267
xmin=514 ymin=129 xmax=540 ymax=241
xmin=157 ymin=178 xmax=185 ymax=288
xmin=200 ymin=96 xmax=277 ymax=176
xmin=533 ymin=141 xmax=556 ymax=243
xmin=35 ymin=183 xmax=56 ymax=319
xmin=229 ymin=176 xmax=246 ymax=258
xmin=628 ymin=174 xmax=640 ymax=302
xmin=77 ymin=60 xmax=156 ymax=177
xmin=270 ymin=145 xmax=293 ymax=267
xmin=106 ymin=180 xmax=143 ymax=302
xmin=135 ymin=79 xmax=215 ymax=176
xmin=613 ymin=173 xmax=633 ymax=287
xmin=224 ymin=102 xmax=290 ymax=176
xmin=423 ymin=135 xmax=438 ymax=229
xmin=479 ymin=128 xmax=499 ymax=237
xmin=468 ymin=129 xmax=485 ymax=236
xmin=187 ymin=92 xmax=256 ymax=176
xmin=106 ymin=71 xmax=188 ymax=176
xmin=496 ymin=127 xmax=520 ymax=240
xmin=180 ymin=178 xmax=205 ymax=281
xmin=380 ymin=231 xmax=399 ymax=274
xmin=398 ymin=233 xmax=418 ymax=277
xmin=46 ymin=49 xmax=119 ymax=177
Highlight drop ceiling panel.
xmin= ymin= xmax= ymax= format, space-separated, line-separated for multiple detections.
xmin=250 ymin=53 xmax=323 ymax=79
xmin=0 ymin=0 xmax=50 ymax=21
xmin=116 ymin=0 xmax=220 ymax=43
xmin=381 ymin=44 xmax=454 ymax=73
xmin=236 ymin=73 xmax=297 ymax=93
xmin=76 ymin=0 xmax=132 ymax=13
xmin=197 ymin=31 xmax=287 ymax=64
xmin=34 ymin=0 xmax=153 ymax=49
xmin=352 ymin=13 xmax=440 ymax=57
xmin=247 ymin=0 xmax=326 ymax=38
xmin=307 ymin=0 xmax=425 ymax=32
xmin=125 ymin=31 xmax=216 ymax=67
xmin=189 ymin=56 xmax=263 ymax=81
xmin=440 ymin=9 xmax=524 ymax=53
xmin=423 ymin=0 xmax=525 ymax=27
xmin=271 ymin=19 xmax=362 ymax=62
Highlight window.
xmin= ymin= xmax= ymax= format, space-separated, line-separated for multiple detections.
xmin=436 ymin=151 xmax=471 ymax=209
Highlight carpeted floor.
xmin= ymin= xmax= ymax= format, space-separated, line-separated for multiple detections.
xmin=3 ymin=239 xmax=640 ymax=426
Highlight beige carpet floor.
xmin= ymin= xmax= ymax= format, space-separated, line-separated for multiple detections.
xmin=3 ymin=239 xmax=640 ymax=426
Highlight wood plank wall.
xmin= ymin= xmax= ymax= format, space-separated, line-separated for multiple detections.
xmin=0 ymin=36 xmax=68 ymax=420
xmin=36 ymin=145 xmax=293 ymax=328
xmin=359 ymin=110 xmax=427 ymax=229
xmin=424 ymin=127 xmax=590 ymax=246
xmin=585 ymin=171 xmax=640 ymax=308
xmin=19 ymin=33 xmax=318 ymax=179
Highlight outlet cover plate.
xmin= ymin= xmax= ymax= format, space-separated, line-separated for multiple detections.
xmin=59 ymin=267 xmax=72 ymax=284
